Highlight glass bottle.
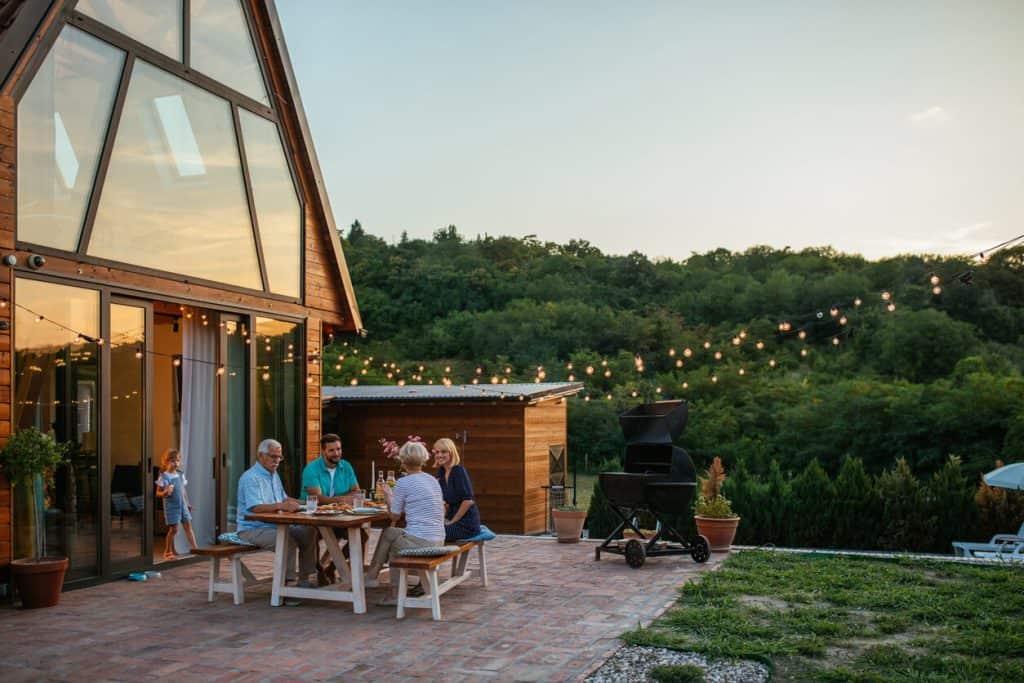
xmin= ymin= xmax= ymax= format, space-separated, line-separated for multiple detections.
xmin=386 ymin=470 xmax=397 ymax=488
xmin=376 ymin=470 xmax=387 ymax=499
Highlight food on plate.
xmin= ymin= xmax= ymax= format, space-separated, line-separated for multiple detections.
xmin=317 ymin=502 xmax=353 ymax=513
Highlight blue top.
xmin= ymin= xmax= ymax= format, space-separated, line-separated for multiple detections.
xmin=437 ymin=464 xmax=481 ymax=541
xmin=300 ymin=456 xmax=358 ymax=500
xmin=157 ymin=471 xmax=187 ymax=510
xmin=236 ymin=462 xmax=288 ymax=531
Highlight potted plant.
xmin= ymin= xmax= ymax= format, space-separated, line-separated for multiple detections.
xmin=551 ymin=504 xmax=587 ymax=543
xmin=693 ymin=456 xmax=740 ymax=552
xmin=0 ymin=427 xmax=70 ymax=608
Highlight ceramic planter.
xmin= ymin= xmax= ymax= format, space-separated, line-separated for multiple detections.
xmin=551 ymin=509 xmax=587 ymax=543
xmin=694 ymin=515 xmax=740 ymax=552
xmin=11 ymin=556 xmax=68 ymax=608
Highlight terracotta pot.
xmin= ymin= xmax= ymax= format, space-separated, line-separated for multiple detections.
xmin=11 ymin=557 xmax=68 ymax=608
xmin=551 ymin=509 xmax=587 ymax=543
xmin=694 ymin=515 xmax=740 ymax=552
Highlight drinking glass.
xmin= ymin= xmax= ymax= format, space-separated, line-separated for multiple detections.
xmin=306 ymin=495 xmax=318 ymax=513
xmin=352 ymin=490 xmax=365 ymax=508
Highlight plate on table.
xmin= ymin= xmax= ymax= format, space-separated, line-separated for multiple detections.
xmin=351 ymin=507 xmax=383 ymax=515
xmin=312 ymin=509 xmax=343 ymax=516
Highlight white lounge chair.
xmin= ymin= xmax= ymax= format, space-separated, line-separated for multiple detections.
xmin=952 ymin=522 xmax=1024 ymax=559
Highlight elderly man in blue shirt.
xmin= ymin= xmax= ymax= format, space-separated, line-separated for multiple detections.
xmin=237 ymin=438 xmax=318 ymax=587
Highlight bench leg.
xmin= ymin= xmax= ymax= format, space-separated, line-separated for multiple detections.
xmin=208 ymin=557 xmax=219 ymax=602
xmin=427 ymin=569 xmax=441 ymax=620
xmin=396 ymin=568 xmax=408 ymax=619
xmin=231 ymin=556 xmax=245 ymax=605
xmin=478 ymin=543 xmax=488 ymax=587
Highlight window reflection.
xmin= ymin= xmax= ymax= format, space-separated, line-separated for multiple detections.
xmin=17 ymin=26 xmax=124 ymax=251
xmin=88 ymin=60 xmax=263 ymax=291
xmin=191 ymin=0 xmax=269 ymax=105
xmin=240 ymin=111 xmax=301 ymax=298
xmin=110 ymin=304 xmax=146 ymax=563
xmin=13 ymin=278 xmax=100 ymax=581
xmin=76 ymin=0 xmax=183 ymax=61
xmin=254 ymin=318 xmax=302 ymax=494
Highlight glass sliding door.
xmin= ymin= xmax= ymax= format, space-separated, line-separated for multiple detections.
xmin=254 ymin=317 xmax=302 ymax=495
xmin=219 ymin=315 xmax=248 ymax=532
xmin=108 ymin=301 xmax=150 ymax=567
xmin=13 ymin=278 xmax=100 ymax=582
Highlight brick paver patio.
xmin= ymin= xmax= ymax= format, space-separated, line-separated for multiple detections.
xmin=0 ymin=535 xmax=721 ymax=682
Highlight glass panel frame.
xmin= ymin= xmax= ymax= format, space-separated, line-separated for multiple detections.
xmin=75 ymin=0 xmax=184 ymax=62
xmin=189 ymin=0 xmax=270 ymax=106
xmin=87 ymin=59 xmax=265 ymax=291
xmin=13 ymin=277 xmax=102 ymax=582
xmin=253 ymin=317 xmax=303 ymax=496
xmin=16 ymin=25 xmax=125 ymax=252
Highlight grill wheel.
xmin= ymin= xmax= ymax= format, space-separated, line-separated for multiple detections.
xmin=690 ymin=535 xmax=711 ymax=563
xmin=624 ymin=539 xmax=646 ymax=568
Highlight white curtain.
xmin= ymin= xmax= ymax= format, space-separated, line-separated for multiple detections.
xmin=178 ymin=316 xmax=217 ymax=551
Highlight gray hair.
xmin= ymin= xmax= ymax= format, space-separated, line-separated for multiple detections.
xmin=257 ymin=438 xmax=282 ymax=456
xmin=398 ymin=441 xmax=430 ymax=467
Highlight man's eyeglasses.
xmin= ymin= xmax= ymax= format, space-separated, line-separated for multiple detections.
xmin=261 ymin=454 xmax=284 ymax=461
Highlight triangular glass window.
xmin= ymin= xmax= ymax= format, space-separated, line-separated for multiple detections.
xmin=87 ymin=60 xmax=263 ymax=291
xmin=17 ymin=26 xmax=124 ymax=251
xmin=240 ymin=110 xmax=301 ymax=298
xmin=190 ymin=0 xmax=269 ymax=105
xmin=76 ymin=0 xmax=184 ymax=61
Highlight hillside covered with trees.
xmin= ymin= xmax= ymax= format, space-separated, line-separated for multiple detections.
xmin=325 ymin=222 xmax=1024 ymax=549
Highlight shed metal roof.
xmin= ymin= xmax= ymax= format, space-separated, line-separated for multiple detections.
xmin=322 ymin=382 xmax=584 ymax=405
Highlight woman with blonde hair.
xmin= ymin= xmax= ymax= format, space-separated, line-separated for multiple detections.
xmin=365 ymin=441 xmax=445 ymax=599
xmin=433 ymin=437 xmax=481 ymax=542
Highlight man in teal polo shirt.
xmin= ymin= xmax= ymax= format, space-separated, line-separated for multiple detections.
xmin=302 ymin=433 xmax=363 ymax=585
xmin=301 ymin=433 xmax=359 ymax=502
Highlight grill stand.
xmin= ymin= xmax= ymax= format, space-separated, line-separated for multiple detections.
xmin=594 ymin=499 xmax=710 ymax=568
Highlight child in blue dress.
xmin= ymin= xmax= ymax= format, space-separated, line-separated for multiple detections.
xmin=157 ymin=449 xmax=198 ymax=560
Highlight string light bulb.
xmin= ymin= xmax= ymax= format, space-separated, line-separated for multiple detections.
xmin=675 ymin=359 xmax=683 ymax=368
xmin=887 ymin=302 xmax=896 ymax=312
xmin=216 ymin=365 xmax=226 ymax=376
xmin=711 ymin=375 xmax=718 ymax=384
xmin=832 ymin=337 xmax=840 ymax=346
xmin=829 ymin=307 xmax=839 ymax=317
xmin=769 ymin=359 xmax=777 ymax=367
xmin=930 ymin=274 xmax=940 ymax=286
xmin=854 ymin=297 xmax=862 ymax=306
xmin=714 ymin=351 xmax=723 ymax=360
xmin=135 ymin=348 xmax=143 ymax=359
xmin=703 ymin=341 xmax=712 ymax=349
xmin=668 ymin=348 xmax=676 ymax=357
xmin=800 ymin=348 xmax=808 ymax=357
xmin=798 ymin=330 xmax=807 ymax=340
xmin=755 ymin=341 xmax=764 ymax=350
xmin=585 ymin=365 xmax=594 ymax=375
xmin=173 ymin=358 xmax=182 ymax=367
xmin=738 ymin=368 xmax=745 ymax=376
xmin=683 ymin=347 xmax=693 ymax=357
xmin=932 ymin=286 xmax=942 ymax=295
xmin=881 ymin=291 xmax=891 ymax=301
xmin=839 ymin=316 xmax=848 ymax=325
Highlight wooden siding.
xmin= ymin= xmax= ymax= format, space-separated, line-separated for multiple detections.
xmin=523 ymin=399 xmax=569 ymax=534
xmin=323 ymin=402 xmax=536 ymax=534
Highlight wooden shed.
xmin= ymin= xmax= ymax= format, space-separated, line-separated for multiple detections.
xmin=0 ymin=0 xmax=361 ymax=587
xmin=322 ymin=382 xmax=584 ymax=534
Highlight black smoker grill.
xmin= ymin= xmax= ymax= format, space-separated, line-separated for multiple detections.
xmin=595 ymin=401 xmax=710 ymax=567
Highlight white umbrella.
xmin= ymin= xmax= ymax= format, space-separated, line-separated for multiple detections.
xmin=983 ymin=462 xmax=1024 ymax=491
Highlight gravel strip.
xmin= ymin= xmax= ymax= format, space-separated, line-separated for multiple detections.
xmin=585 ymin=644 xmax=769 ymax=683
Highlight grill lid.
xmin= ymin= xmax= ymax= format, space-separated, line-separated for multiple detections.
xmin=618 ymin=400 xmax=688 ymax=445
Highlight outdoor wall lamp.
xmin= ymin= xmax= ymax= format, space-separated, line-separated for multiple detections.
xmin=26 ymin=254 xmax=45 ymax=270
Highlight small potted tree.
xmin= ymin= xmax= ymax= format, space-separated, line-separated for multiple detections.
xmin=693 ymin=456 xmax=740 ymax=552
xmin=1 ymin=427 xmax=70 ymax=608
xmin=551 ymin=504 xmax=587 ymax=543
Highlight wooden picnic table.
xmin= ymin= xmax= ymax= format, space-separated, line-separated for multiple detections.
xmin=244 ymin=510 xmax=391 ymax=613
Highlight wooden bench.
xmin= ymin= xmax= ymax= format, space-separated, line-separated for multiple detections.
xmin=192 ymin=544 xmax=264 ymax=605
xmin=389 ymin=541 xmax=486 ymax=620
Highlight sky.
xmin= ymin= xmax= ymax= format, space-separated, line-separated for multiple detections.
xmin=277 ymin=1 xmax=1024 ymax=261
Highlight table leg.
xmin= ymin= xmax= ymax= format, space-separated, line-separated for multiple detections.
xmin=319 ymin=526 xmax=352 ymax=583
xmin=349 ymin=524 xmax=367 ymax=614
xmin=270 ymin=524 xmax=288 ymax=607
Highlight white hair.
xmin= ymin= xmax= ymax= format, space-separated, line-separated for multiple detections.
xmin=398 ymin=441 xmax=430 ymax=467
xmin=257 ymin=438 xmax=282 ymax=456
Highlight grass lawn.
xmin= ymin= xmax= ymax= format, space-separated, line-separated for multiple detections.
xmin=624 ymin=550 xmax=1024 ymax=682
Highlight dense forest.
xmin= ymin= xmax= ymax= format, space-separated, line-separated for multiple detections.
xmin=324 ymin=222 xmax=1024 ymax=549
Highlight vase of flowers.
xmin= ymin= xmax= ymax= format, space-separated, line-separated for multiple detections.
xmin=1 ymin=428 xmax=71 ymax=608
xmin=693 ymin=456 xmax=741 ymax=552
